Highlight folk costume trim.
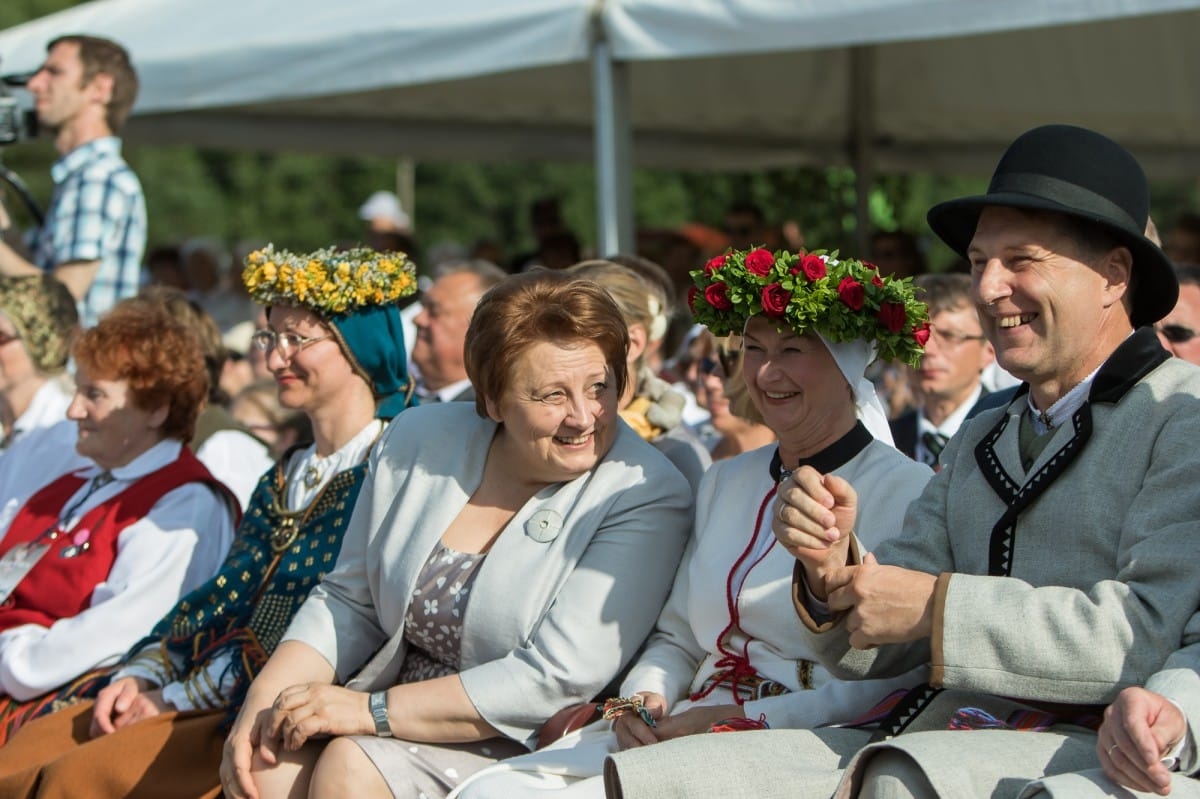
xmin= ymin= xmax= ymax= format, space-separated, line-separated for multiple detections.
xmin=107 ymin=446 xmax=373 ymax=727
xmin=0 ymin=450 xmax=235 ymax=632
xmin=862 ymin=328 xmax=1172 ymax=741
xmin=693 ymin=424 xmax=875 ymax=706
xmin=974 ymin=328 xmax=1169 ymax=577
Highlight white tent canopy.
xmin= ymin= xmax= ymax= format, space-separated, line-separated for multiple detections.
xmin=2 ymin=0 xmax=1199 ymax=251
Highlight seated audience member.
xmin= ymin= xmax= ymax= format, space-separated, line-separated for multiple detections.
xmin=231 ymin=377 xmax=309 ymax=460
xmin=412 ymin=260 xmax=506 ymax=403
xmin=215 ymin=270 xmax=693 ymax=799
xmin=0 ymin=243 xmax=419 ymax=796
xmin=0 ymin=275 xmax=78 ymax=453
xmin=509 ymin=197 xmax=568 ymax=272
xmin=219 ymin=321 xmax=257 ymax=400
xmin=0 ymin=301 xmax=238 ymax=740
xmin=603 ymin=125 xmax=1200 ymax=799
xmin=131 ymin=286 xmax=273 ymax=512
xmin=568 ymin=260 xmax=710 ymax=489
xmin=455 ymin=249 xmax=932 ymax=798
xmin=1164 ymin=212 xmax=1200 ymax=266
xmin=889 ymin=273 xmax=994 ymax=467
xmin=143 ymin=244 xmax=186 ymax=291
xmin=1156 ymin=263 xmax=1200 ymax=366
xmin=693 ymin=332 xmax=776 ymax=459
xmin=606 ymin=252 xmax=680 ymax=375
xmin=722 ymin=202 xmax=769 ymax=251
xmin=358 ymin=190 xmax=413 ymax=254
xmin=869 ymin=229 xmax=927 ymax=280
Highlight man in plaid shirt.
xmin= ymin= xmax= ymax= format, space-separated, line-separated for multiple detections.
xmin=0 ymin=35 xmax=145 ymax=328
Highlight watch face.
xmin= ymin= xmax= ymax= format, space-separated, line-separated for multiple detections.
xmin=370 ymin=691 xmax=391 ymax=736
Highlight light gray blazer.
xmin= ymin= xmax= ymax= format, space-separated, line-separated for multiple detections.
xmin=282 ymin=402 xmax=694 ymax=747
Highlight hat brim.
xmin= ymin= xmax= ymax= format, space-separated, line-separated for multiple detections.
xmin=927 ymin=192 xmax=1178 ymax=327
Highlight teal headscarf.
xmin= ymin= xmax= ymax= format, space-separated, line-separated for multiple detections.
xmin=242 ymin=244 xmax=420 ymax=420
xmin=328 ymin=302 xmax=417 ymax=419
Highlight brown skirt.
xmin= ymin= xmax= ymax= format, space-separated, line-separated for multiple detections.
xmin=0 ymin=700 xmax=225 ymax=799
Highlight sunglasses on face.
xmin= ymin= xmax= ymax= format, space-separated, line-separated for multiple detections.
xmin=1157 ymin=323 xmax=1199 ymax=344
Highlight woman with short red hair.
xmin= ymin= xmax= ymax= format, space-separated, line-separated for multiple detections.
xmin=0 ymin=299 xmax=237 ymax=717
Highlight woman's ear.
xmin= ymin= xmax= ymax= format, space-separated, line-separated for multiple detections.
xmin=627 ymin=323 xmax=648 ymax=365
xmin=483 ymin=394 xmax=503 ymax=424
xmin=147 ymin=402 xmax=170 ymax=431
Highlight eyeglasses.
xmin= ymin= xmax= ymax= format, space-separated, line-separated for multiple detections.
xmin=1157 ymin=323 xmax=1199 ymax=344
xmin=928 ymin=327 xmax=986 ymax=347
xmin=250 ymin=329 xmax=331 ymax=356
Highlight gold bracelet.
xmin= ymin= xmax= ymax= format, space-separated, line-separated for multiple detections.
xmin=600 ymin=695 xmax=655 ymax=727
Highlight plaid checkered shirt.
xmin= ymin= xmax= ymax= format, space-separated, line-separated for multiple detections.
xmin=30 ymin=136 xmax=146 ymax=327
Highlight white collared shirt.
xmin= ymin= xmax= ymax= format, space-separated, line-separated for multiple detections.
xmin=417 ymin=377 xmax=473 ymax=404
xmin=1026 ymin=367 xmax=1100 ymax=435
xmin=0 ymin=438 xmax=236 ymax=700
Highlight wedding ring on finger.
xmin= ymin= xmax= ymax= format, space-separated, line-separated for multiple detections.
xmin=1108 ymin=743 xmax=1120 ymax=756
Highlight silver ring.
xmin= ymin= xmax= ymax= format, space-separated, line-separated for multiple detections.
xmin=777 ymin=503 xmax=786 ymax=522
xmin=1108 ymin=743 xmax=1120 ymax=756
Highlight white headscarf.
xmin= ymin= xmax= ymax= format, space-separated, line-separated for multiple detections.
xmin=817 ymin=333 xmax=895 ymax=447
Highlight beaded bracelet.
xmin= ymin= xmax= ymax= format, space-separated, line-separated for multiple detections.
xmin=600 ymin=695 xmax=656 ymax=727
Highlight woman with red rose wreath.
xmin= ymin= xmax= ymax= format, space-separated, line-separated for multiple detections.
xmin=451 ymin=248 xmax=934 ymax=799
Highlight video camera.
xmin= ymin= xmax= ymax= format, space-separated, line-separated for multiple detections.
xmin=0 ymin=64 xmax=37 ymax=147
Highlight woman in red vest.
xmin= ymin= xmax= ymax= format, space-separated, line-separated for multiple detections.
xmin=0 ymin=300 xmax=237 ymax=705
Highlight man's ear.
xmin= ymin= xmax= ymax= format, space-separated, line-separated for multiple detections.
xmin=1101 ymin=246 xmax=1134 ymax=310
xmin=85 ymin=72 xmax=114 ymax=107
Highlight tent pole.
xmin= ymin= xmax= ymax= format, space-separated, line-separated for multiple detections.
xmin=591 ymin=13 xmax=634 ymax=256
xmin=396 ymin=157 xmax=415 ymax=232
xmin=849 ymin=46 xmax=875 ymax=256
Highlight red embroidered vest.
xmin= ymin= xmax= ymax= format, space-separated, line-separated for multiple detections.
xmin=0 ymin=448 xmax=238 ymax=632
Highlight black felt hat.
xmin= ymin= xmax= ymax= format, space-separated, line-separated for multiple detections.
xmin=927 ymin=124 xmax=1177 ymax=326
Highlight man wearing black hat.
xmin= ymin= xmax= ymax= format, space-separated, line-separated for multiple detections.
xmin=601 ymin=125 xmax=1200 ymax=799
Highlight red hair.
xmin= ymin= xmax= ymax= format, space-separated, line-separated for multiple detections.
xmin=73 ymin=302 xmax=208 ymax=442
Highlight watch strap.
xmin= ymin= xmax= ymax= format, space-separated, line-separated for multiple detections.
xmin=369 ymin=690 xmax=392 ymax=737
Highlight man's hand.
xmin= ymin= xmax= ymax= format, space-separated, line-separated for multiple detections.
xmin=1099 ymin=687 xmax=1187 ymax=796
xmin=826 ymin=553 xmax=937 ymax=648
xmin=772 ymin=466 xmax=858 ymax=599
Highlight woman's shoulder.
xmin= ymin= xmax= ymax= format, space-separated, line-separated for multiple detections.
xmin=380 ymin=402 xmax=492 ymax=448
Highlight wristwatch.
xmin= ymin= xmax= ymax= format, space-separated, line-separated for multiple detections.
xmin=368 ymin=690 xmax=392 ymax=737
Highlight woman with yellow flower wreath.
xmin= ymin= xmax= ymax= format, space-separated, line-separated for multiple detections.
xmin=453 ymin=248 xmax=934 ymax=799
xmin=0 ymin=244 xmax=418 ymax=798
